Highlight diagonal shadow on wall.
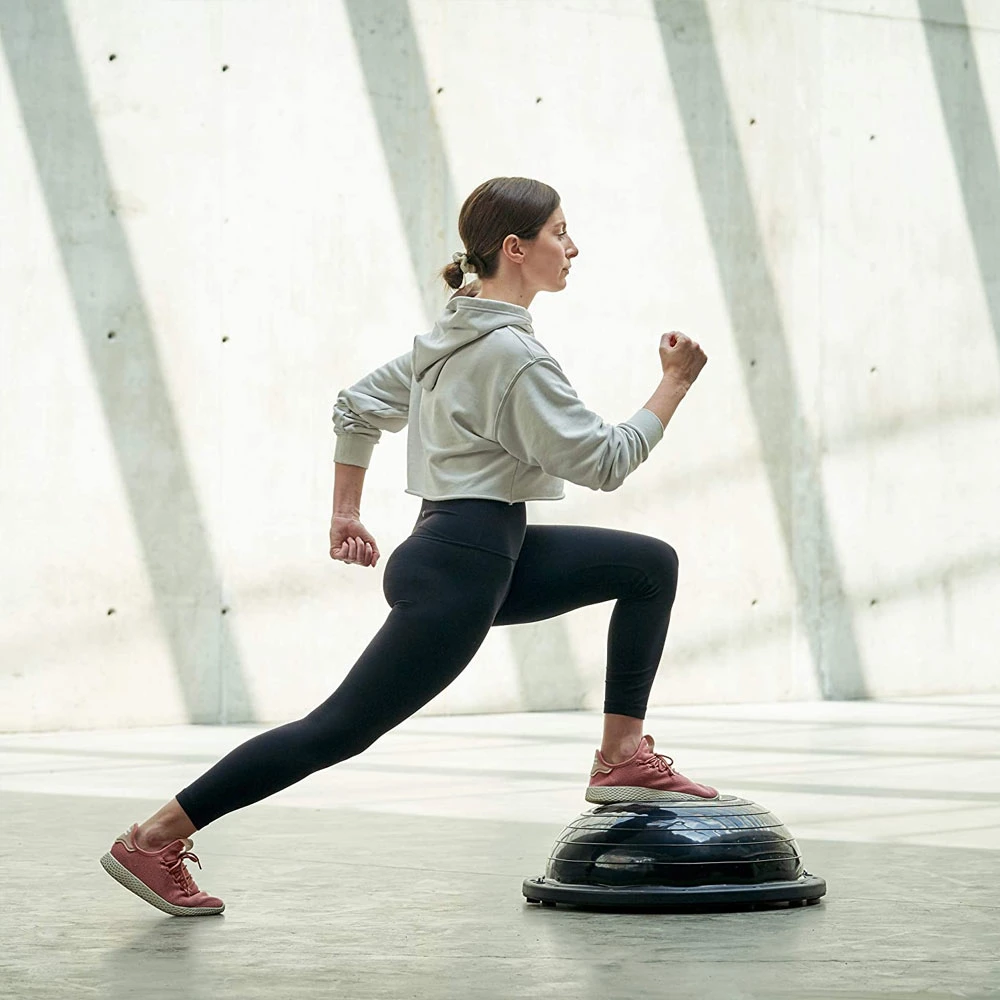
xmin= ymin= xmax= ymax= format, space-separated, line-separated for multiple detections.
xmin=342 ymin=0 xmax=587 ymax=712
xmin=651 ymin=1 xmax=868 ymax=698
xmin=918 ymin=0 xmax=1000 ymax=362
xmin=342 ymin=0 xmax=457 ymax=322
xmin=0 ymin=0 xmax=254 ymax=723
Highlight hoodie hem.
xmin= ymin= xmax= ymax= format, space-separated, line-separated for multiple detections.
xmin=404 ymin=489 xmax=564 ymax=504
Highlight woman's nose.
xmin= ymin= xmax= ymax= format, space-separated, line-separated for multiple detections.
xmin=567 ymin=242 xmax=579 ymax=258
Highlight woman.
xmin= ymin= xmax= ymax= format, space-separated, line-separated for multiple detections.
xmin=100 ymin=176 xmax=715 ymax=917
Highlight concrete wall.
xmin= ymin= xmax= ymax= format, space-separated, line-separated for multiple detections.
xmin=2 ymin=0 xmax=998 ymax=732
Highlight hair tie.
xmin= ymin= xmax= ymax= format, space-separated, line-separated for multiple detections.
xmin=452 ymin=250 xmax=477 ymax=275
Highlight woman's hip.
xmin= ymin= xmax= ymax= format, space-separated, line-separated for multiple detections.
xmin=409 ymin=497 xmax=527 ymax=561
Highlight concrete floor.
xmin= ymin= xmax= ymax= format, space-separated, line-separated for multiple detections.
xmin=1 ymin=695 xmax=998 ymax=1000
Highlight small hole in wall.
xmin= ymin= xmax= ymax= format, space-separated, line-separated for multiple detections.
xmin=536 ymin=96 xmax=542 ymax=103
xmin=109 ymin=54 xmax=117 ymax=61
xmin=107 ymin=608 xmax=116 ymax=616
xmin=222 ymin=65 xmax=230 ymax=72
xmin=222 ymin=335 xmax=230 ymax=343
xmin=869 ymin=598 xmax=878 ymax=607
xmin=107 ymin=331 xmax=117 ymax=339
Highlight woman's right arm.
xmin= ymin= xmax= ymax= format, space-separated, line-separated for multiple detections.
xmin=641 ymin=332 xmax=708 ymax=430
xmin=494 ymin=331 xmax=707 ymax=493
xmin=641 ymin=377 xmax=690 ymax=432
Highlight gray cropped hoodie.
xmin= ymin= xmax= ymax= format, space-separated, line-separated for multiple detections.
xmin=332 ymin=296 xmax=665 ymax=503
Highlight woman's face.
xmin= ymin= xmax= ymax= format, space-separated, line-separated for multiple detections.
xmin=522 ymin=206 xmax=579 ymax=292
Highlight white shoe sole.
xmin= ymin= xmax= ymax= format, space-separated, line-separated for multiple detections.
xmin=100 ymin=852 xmax=225 ymax=916
xmin=585 ymin=785 xmax=720 ymax=804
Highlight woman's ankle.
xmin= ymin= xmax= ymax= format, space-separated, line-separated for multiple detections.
xmin=600 ymin=739 xmax=643 ymax=765
xmin=136 ymin=819 xmax=194 ymax=850
xmin=135 ymin=799 xmax=197 ymax=849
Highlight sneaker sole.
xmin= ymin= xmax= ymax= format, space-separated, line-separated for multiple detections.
xmin=585 ymin=785 xmax=720 ymax=804
xmin=100 ymin=852 xmax=225 ymax=917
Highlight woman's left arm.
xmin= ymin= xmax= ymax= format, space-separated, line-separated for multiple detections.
xmin=332 ymin=461 xmax=366 ymax=520
xmin=329 ymin=463 xmax=379 ymax=567
xmin=332 ymin=350 xmax=413 ymax=469
xmin=329 ymin=350 xmax=412 ymax=567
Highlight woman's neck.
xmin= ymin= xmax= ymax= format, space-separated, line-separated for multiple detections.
xmin=477 ymin=275 xmax=536 ymax=310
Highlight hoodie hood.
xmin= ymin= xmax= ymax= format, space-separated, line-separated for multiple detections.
xmin=413 ymin=296 xmax=534 ymax=390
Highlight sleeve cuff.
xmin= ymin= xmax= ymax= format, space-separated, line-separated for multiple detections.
xmin=333 ymin=434 xmax=375 ymax=469
xmin=625 ymin=407 xmax=665 ymax=449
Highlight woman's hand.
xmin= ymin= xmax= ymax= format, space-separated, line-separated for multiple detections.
xmin=329 ymin=515 xmax=380 ymax=568
xmin=658 ymin=331 xmax=707 ymax=389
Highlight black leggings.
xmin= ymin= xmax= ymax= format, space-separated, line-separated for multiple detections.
xmin=176 ymin=499 xmax=679 ymax=829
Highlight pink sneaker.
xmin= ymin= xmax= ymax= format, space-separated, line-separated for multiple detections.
xmin=100 ymin=824 xmax=225 ymax=916
xmin=586 ymin=735 xmax=719 ymax=803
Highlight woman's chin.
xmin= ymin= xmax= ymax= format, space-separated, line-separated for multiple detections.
xmin=537 ymin=273 xmax=570 ymax=295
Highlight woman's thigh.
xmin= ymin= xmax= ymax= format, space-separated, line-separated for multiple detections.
xmin=320 ymin=535 xmax=516 ymax=722
xmin=493 ymin=525 xmax=679 ymax=627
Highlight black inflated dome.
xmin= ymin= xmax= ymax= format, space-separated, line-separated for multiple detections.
xmin=523 ymin=796 xmax=827 ymax=910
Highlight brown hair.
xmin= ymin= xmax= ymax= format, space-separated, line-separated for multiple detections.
xmin=440 ymin=177 xmax=561 ymax=290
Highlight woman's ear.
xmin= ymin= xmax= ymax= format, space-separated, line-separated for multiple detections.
xmin=500 ymin=233 xmax=525 ymax=264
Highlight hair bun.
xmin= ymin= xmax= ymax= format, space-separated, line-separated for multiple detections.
xmin=442 ymin=260 xmax=465 ymax=290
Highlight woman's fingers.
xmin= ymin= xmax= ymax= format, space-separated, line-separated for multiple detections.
xmin=348 ymin=538 xmax=377 ymax=566
xmin=329 ymin=535 xmax=379 ymax=567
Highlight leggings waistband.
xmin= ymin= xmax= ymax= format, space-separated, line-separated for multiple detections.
xmin=411 ymin=499 xmax=527 ymax=561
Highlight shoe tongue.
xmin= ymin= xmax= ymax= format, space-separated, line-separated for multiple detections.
xmin=642 ymin=734 xmax=656 ymax=753
xmin=162 ymin=837 xmax=192 ymax=858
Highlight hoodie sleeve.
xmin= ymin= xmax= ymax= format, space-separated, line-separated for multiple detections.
xmin=332 ymin=351 xmax=413 ymax=468
xmin=494 ymin=358 xmax=665 ymax=492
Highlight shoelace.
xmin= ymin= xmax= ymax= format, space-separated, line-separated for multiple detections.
xmin=164 ymin=850 xmax=203 ymax=896
xmin=645 ymin=752 xmax=676 ymax=775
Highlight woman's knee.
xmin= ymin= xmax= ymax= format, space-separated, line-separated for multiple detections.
xmin=640 ymin=538 xmax=679 ymax=594
xmin=660 ymin=539 xmax=679 ymax=578
xmin=293 ymin=712 xmax=378 ymax=772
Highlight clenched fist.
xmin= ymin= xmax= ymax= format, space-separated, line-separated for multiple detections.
xmin=329 ymin=515 xmax=380 ymax=568
xmin=658 ymin=331 xmax=707 ymax=388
